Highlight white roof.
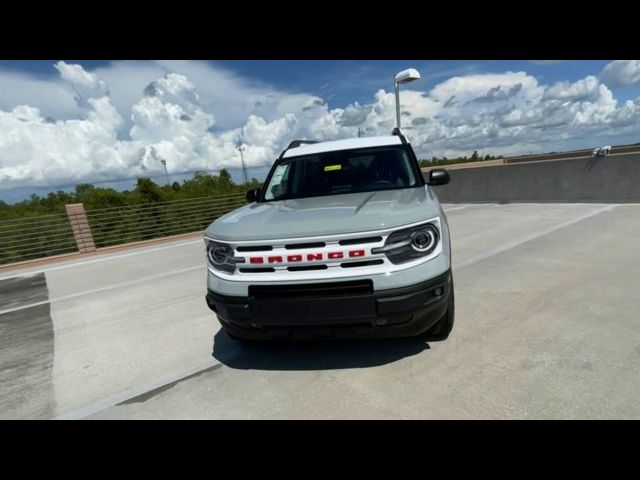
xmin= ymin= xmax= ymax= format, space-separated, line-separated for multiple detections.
xmin=282 ymin=136 xmax=402 ymax=158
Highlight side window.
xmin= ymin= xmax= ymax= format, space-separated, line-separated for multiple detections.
xmin=265 ymin=163 xmax=292 ymax=200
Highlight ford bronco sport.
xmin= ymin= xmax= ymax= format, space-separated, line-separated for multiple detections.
xmin=204 ymin=130 xmax=454 ymax=341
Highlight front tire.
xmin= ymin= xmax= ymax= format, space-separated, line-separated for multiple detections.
xmin=420 ymin=286 xmax=455 ymax=341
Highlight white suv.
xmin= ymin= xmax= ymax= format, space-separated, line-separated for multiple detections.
xmin=204 ymin=130 xmax=454 ymax=341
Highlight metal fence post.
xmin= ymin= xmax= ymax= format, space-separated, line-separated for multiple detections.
xmin=65 ymin=203 xmax=96 ymax=253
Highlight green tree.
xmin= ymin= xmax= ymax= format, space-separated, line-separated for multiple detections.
xmin=134 ymin=178 xmax=165 ymax=203
xmin=219 ymin=169 xmax=233 ymax=187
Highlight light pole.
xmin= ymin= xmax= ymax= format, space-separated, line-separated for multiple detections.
xmin=160 ymin=159 xmax=170 ymax=186
xmin=394 ymin=68 xmax=421 ymax=130
xmin=237 ymin=146 xmax=248 ymax=185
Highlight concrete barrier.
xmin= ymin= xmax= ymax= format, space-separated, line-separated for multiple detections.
xmin=505 ymin=144 xmax=640 ymax=164
xmin=427 ymin=158 xmax=505 ymax=170
xmin=424 ymin=152 xmax=640 ymax=203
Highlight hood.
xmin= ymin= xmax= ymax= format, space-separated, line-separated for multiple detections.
xmin=206 ymin=186 xmax=442 ymax=241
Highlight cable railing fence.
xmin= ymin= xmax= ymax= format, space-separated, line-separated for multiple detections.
xmin=0 ymin=212 xmax=77 ymax=265
xmin=86 ymin=193 xmax=245 ymax=248
xmin=0 ymin=192 xmax=247 ymax=266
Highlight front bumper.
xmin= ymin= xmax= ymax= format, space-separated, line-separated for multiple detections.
xmin=206 ymin=269 xmax=453 ymax=340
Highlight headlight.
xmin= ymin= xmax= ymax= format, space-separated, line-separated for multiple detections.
xmin=372 ymin=222 xmax=440 ymax=265
xmin=410 ymin=227 xmax=437 ymax=252
xmin=205 ymin=239 xmax=242 ymax=274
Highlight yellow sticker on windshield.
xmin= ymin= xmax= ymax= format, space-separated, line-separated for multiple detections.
xmin=324 ymin=164 xmax=342 ymax=172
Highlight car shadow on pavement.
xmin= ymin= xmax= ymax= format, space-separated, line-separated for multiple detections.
xmin=211 ymin=329 xmax=430 ymax=371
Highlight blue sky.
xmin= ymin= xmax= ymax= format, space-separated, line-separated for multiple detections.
xmin=1 ymin=59 xmax=640 ymax=203
xmin=5 ymin=60 xmax=640 ymax=102
xmin=213 ymin=60 xmax=629 ymax=103
xmin=4 ymin=59 xmax=639 ymax=106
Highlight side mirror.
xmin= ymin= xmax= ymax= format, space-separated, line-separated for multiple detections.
xmin=427 ymin=168 xmax=450 ymax=186
xmin=246 ymin=188 xmax=261 ymax=203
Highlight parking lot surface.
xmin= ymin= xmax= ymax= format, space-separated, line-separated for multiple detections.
xmin=1 ymin=203 xmax=638 ymax=419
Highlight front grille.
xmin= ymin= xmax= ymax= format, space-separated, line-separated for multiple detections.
xmin=227 ymin=228 xmax=400 ymax=278
xmin=249 ymin=280 xmax=373 ymax=298
xmin=211 ymin=218 xmax=443 ymax=280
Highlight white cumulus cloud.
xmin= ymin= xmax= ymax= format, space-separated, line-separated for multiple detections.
xmin=54 ymin=61 xmax=110 ymax=108
xmin=601 ymin=60 xmax=640 ymax=87
xmin=1 ymin=61 xmax=640 ymax=191
xmin=544 ymin=76 xmax=600 ymax=101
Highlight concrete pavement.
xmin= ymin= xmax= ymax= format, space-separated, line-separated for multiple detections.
xmin=1 ymin=203 xmax=639 ymax=419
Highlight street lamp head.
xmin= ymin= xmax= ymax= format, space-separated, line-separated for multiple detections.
xmin=394 ymin=68 xmax=421 ymax=85
xmin=393 ymin=68 xmax=421 ymax=130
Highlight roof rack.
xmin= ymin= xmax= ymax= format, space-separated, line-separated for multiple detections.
xmin=287 ymin=140 xmax=318 ymax=149
xmin=278 ymin=139 xmax=319 ymax=159
xmin=391 ymin=128 xmax=408 ymax=144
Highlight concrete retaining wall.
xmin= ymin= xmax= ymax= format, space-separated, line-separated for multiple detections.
xmin=504 ymin=144 xmax=640 ymax=164
xmin=424 ymin=153 xmax=640 ymax=203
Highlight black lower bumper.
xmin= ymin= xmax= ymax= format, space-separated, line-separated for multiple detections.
xmin=206 ymin=269 xmax=453 ymax=340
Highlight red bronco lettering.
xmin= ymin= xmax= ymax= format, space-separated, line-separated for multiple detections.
xmin=248 ymin=249 xmax=366 ymax=264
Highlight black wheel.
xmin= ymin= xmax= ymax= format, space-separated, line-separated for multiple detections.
xmin=420 ymin=287 xmax=455 ymax=341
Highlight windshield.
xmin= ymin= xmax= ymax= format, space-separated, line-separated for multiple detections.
xmin=263 ymin=146 xmax=421 ymax=201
